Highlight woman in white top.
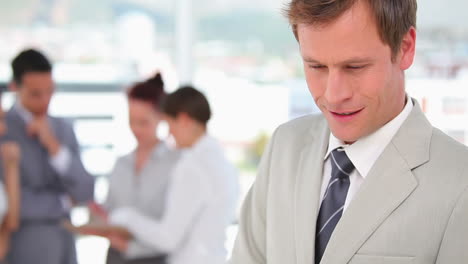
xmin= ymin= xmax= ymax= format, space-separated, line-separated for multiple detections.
xmin=110 ymin=86 xmax=239 ymax=264
xmin=103 ymin=74 xmax=180 ymax=264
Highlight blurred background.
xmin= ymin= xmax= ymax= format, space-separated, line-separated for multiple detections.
xmin=0 ymin=0 xmax=467 ymax=263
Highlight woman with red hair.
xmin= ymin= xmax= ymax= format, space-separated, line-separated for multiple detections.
xmin=103 ymin=73 xmax=179 ymax=264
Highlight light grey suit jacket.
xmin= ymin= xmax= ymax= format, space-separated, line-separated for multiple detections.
xmin=231 ymin=101 xmax=468 ymax=264
xmin=0 ymin=107 xmax=95 ymax=264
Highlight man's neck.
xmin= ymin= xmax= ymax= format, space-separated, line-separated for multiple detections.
xmin=137 ymin=138 xmax=160 ymax=153
xmin=185 ymin=125 xmax=207 ymax=148
xmin=14 ymin=100 xmax=35 ymax=123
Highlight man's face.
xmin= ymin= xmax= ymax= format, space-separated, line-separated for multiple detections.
xmin=298 ymin=1 xmax=415 ymax=143
xmin=16 ymin=72 xmax=54 ymax=116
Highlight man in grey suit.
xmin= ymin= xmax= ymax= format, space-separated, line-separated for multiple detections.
xmin=0 ymin=49 xmax=95 ymax=264
xmin=231 ymin=0 xmax=468 ymax=263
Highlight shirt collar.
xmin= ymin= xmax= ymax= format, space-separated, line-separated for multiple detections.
xmin=324 ymin=96 xmax=414 ymax=178
xmin=13 ymin=100 xmax=34 ymax=124
xmin=152 ymin=141 xmax=169 ymax=159
xmin=131 ymin=141 xmax=169 ymax=164
xmin=190 ymin=133 xmax=211 ymax=152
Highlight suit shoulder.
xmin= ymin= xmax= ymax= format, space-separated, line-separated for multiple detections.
xmin=50 ymin=116 xmax=73 ymax=127
xmin=431 ymin=128 xmax=468 ymax=161
xmin=4 ymin=109 xmax=20 ymax=125
xmin=429 ymin=128 xmax=468 ymax=184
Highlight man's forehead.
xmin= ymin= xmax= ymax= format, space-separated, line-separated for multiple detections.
xmin=21 ymin=72 xmax=53 ymax=84
xmin=20 ymin=73 xmax=54 ymax=91
xmin=22 ymin=71 xmax=52 ymax=79
xmin=297 ymin=16 xmax=387 ymax=63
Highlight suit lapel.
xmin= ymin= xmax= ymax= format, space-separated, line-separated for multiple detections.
xmin=6 ymin=106 xmax=27 ymax=131
xmin=7 ymin=104 xmax=60 ymax=143
xmin=320 ymin=143 xmax=418 ymax=263
xmin=295 ymin=116 xmax=329 ymax=264
xmin=320 ymin=100 xmax=432 ymax=264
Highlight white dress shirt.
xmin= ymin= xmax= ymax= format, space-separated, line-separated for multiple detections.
xmin=110 ymin=134 xmax=239 ymax=264
xmin=14 ymin=102 xmax=71 ymax=176
xmin=320 ymin=98 xmax=413 ymax=211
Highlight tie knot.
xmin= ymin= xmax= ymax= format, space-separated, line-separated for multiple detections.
xmin=330 ymin=148 xmax=355 ymax=179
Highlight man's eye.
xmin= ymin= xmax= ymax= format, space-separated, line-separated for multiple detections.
xmin=309 ymin=65 xmax=326 ymax=69
xmin=347 ymin=65 xmax=366 ymax=70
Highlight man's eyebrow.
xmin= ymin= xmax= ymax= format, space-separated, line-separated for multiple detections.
xmin=339 ymin=57 xmax=374 ymax=64
xmin=302 ymin=56 xmax=374 ymax=65
xmin=302 ymin=57 xmax=321 ymax=64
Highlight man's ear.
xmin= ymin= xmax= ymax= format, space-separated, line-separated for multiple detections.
xmin=399 ymin=27 xmax=417 ymax=70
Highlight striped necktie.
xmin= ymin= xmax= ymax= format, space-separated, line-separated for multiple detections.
xmin=315 ymin=147 xmax=355 ymax=264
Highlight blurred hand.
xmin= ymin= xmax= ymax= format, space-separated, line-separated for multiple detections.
xmin=108 ymin=233 xmax=129 ymax=253
xmin=88 ymin=201 xmax=109 ymax=223
xmin=62 ymin=220 xmax=110 ymax=237
xmin=27 ymin=117 xmax=60 ymax=155
xmin=78 ymin=226 xmax=110 ymax=237
xmin=0 ymin=142 xmax=21 ymax=168
xmin=0 ymin=229 xmax=10 ymax=260
xmin=0 ymin=110 xmax=6 ymax=137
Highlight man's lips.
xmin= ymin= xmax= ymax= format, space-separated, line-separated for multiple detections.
xmin=329 ymin=108 xmax=364 ymax=117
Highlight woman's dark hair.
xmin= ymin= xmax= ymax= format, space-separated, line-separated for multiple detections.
xmin=127 ymin=73 xmax=166 ymax=111
xmin=162 ymin=86 xmax=211 ymax=125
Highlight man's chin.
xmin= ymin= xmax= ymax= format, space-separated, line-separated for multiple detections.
xmin=32 ymin=110 xmax=48 ymax=117
xmin=330 ymin=129 xmax=360 ymax=145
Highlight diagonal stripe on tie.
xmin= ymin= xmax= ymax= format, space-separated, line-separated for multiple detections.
xmin=331 ymin=151 xmax=353 ymax=176
xmin=317 ymin=205 xmax=345 ymax=235
xmin=315 ymin=147 xmax=355 ymax=264
xmin=322 ymin=178 xmax=340 ymax=201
